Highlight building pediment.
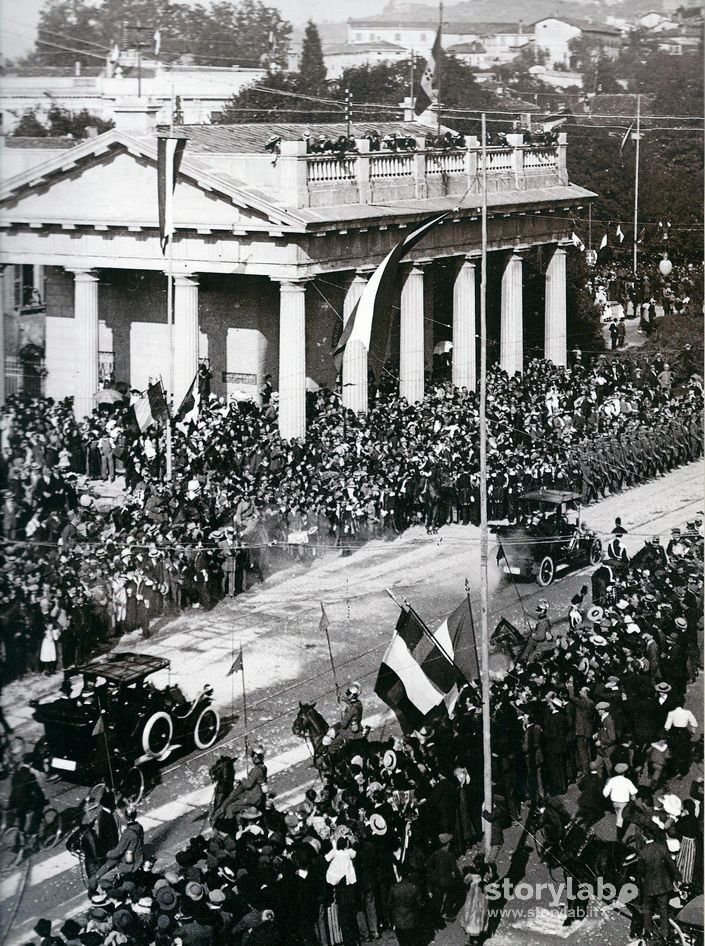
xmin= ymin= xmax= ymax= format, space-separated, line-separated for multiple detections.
xmin=0 ymin=129 xmax=303 ymax=234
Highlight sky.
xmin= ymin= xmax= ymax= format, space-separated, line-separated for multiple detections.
xmin=0 ymin=0 xmax=392 ymax=62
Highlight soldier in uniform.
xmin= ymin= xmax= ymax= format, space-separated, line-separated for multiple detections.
xmin=339 ymin=682 xmax=364 ymax=743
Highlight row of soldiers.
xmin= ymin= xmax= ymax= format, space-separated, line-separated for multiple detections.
xmin=574 ymin=412 xmax=703 ymax=505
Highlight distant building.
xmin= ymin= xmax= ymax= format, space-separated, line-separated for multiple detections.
xmin=319 ymin=41 xmax=409 ymax=79
xmin=532 ymin=17 xmax=622 ymax=67
xmin=347 ymin=17 xmax=530 ymax=54
xmin=0 ymin=63 xmax=265 ymax=133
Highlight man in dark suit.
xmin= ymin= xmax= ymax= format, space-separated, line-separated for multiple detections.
xmin=425 ymin=833 xmax=462 ymax=929
xmin=388 ymin=870 xmax=425 ymax=946
xmin=637 ymin=826 xmax=681 ymax=942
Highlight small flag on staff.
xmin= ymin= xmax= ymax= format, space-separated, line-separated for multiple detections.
xmin=616 ymin=224 xmax=625 ymax=243
xmin=637 ymin=226 xmax=646 ymax=244
xmin=157 ymin=134 xmax=187 ymax=254
xmin=319 ymin=602 xmax=330 ymax=632
xmin=599 ymin=233 xmax=608 ymax=251
xmin=153 ymin=29 xmax=161 ymax=56
xmin=227 ymin=646 xmax=243 ymax=677
xmin=132 ymin=381 xmax=168 ymax=434
xmin=175 ymin=372 xmax=200 ymax=429
xmin=571 ymin=231 xmax=585 ymax=251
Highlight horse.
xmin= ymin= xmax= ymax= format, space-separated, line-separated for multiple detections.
xmin=292 ymin=702 xmax=386 ymax=777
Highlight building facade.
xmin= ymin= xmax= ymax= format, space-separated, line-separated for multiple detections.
xmin=0 ymin=114 xmax=594 ymax=440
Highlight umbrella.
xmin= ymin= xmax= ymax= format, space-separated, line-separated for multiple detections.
xmin=433 ymin=340 xmax=453 ymax=355
xmin=677 ymin=895 xmax=703 ymax=930
xmin=95 ymin=388 xmax=124 ymax=404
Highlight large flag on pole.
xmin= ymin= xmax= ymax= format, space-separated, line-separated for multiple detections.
xmin=332 ymin=212 xmax=448 ymax=372
xmin=227 ymin=646 xmax=243 ymax=677
xmin=131 ymin=381 xmax=168 ymax=434
xmin=415 ymin=19 xmax=442 ymax=118
xmin=157 ymin=135 xmax=186 ymax=254
xmin=374 ymin=599 xmax=477 ymax=733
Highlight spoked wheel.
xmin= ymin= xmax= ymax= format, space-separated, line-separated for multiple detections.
xmin=193 ymin=707 xmax=220 ymax=750
xmin=119 ymin=766 xmax=145 ymax=806
xmin=589 ymin=538 xmax=602 ymax=565
xmin=37 ymin=808 xmax=61 ymax=850
xmin=0 ymin=827 xmax=24 ymax=871
xmin=141 ymin=712 xmax=173 ymax=759
xmin=537 ymin=555 xmax=555 ymax=587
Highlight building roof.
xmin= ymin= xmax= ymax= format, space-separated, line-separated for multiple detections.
xmin=4 ymin=137 xmax=80 ymax=149
xmin=447 ymin=41 xmax=487 ymax=53
xmin=349 ymin=17 xmax=523 ymax=33
xmin=532 ymin=16 xmax=621 ymax=35
xmin=324 ymin=41 xmax=407 ymax=54
xmin=176 ymin=122 xmax=432 ymax=153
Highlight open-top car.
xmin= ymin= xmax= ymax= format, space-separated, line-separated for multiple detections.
xmin=31 ymin=653 xmax=220 ymax=802
xmin=494 ymin=489 xmax=602 ymax=586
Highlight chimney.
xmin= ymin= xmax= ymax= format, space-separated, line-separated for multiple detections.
xmin=111 ymin=99 xmax=161 ymax=135
xmin=75 ymin=60 xmax=81 ymax=76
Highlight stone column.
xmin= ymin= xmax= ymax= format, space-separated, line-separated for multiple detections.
xmin=342 ymin=269 xmax=370 ymax=413
xmin=173 ymin=274 xmax=200 ymax=406
xmin=544 ymin=245 xmax=567 ymax=366
xmin=452 ymin=256 xmax=477 ymax=390
xmin=278 ymin=279 xmax=307 ymax=441
xmin=70 ymin=268 xmax=99 ymax=418
xmin=400 ymin=264 xmax=425 ymax=404
xmin=500 ymin=251 xmax=524 ymax=376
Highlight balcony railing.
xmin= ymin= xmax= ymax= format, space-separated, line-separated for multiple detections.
xmin=277 ymin=132 xmax=569 ymax=209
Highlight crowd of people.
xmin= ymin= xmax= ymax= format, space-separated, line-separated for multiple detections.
xmin=19 ymin=522 xmax=703 ymax=946
xmin=0 ymin=346 xmax=702 ymax=684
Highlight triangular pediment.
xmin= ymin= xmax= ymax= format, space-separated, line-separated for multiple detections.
xmin=0 ymin=130 xmax=302 ymax=233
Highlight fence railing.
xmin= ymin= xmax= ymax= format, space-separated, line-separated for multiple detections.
xmin=369 ymin=152 xmax=415 ymax=179
xmin=424 ymin=150 xmax=465 ymax=175
xmin=306 ymin=154 xmax=356 ymax=183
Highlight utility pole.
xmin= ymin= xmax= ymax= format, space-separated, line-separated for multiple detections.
xmin=436 ymin=1 xmax=443 ymax=136
xmin=479 ymin=111 xmax=493 ymax=858
xmin=125 ymin=22 xmax=154 ymax=98
xmin=409 ymin=50 xmax=415 ymax=113
xmin=632 ymin=93 xmax=641 ymax=275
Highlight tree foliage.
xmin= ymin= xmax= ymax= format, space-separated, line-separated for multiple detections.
xmin=297 ymin=20 xmax=327 ymax=95
xmin=28 ymin=0 xmax=291 ymax=70
xmin=11 ymin=105 xmax=114 ymax=137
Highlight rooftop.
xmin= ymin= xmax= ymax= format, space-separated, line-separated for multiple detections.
xmin=175 ymin=122 xmax=431 ymax=153
xmin=4 ymin=137 xmax=80 ymax=149
xmin=349 ymin=17 xmax=524 ymax=32
xmin=324 ymin=41 xmax=407 ymax=54
xmin=532 ymin=16 xmax=621 ymax=35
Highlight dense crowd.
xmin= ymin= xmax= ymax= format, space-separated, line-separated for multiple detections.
xmin=0 ymin=347 xmax=702 ymax=684
xmin=19 ymin=524 xmax=703 ymax=946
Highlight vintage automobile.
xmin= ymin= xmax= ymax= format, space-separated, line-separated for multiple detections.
xmin=494 ymin=489 xmax=602 ymax=587
xmin=31 ymin=653 xmax=220 ymax=802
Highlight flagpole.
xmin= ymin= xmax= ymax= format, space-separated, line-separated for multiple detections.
xmin=632 ymin=93 xmax=640 ymax=275
xmin=240 ymin=645 xmax=250 ymax=774
xmin=321 ymin=603 xmax=341 ymax=705
xmin=436 ymin=1 xmax=443 ymax=136
xmin=166 ymin=102 xmax=176 ymax=482
xmin=479 ymin=111 xmax=493 ymax=858
xmin=464 ymin=578 xmax=481 ymax=684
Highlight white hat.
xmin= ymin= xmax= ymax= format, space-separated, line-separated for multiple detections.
xmin=368 ymin=813 xmax=387 ymax=836
xmin=589 ymin=634 xmax=608 ymax=647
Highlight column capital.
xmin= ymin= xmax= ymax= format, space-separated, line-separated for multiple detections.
xmin=66 ymin=267 xmax=99 ymax=282
xmin=173 ymin=273 xmax=200 ymax=286
xmin=276 ymin=277 xmax=309 ymax=293
xmin=553 ymin=243 xmax=571 ymax=254
xmin=403 ymin=262 xmax=426 ymax=276
xmin=460 ymin=254 xmax=479 ymax=267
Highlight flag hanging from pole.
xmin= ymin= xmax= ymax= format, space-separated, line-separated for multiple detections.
xmin=374 ymin=599 xmax=476 ymax=733
xmin=636 ymin=226 xmax=646 ymax=244
xmin=175 ymin=372 xmax=200 ymax=429
xmin=131 ymin=381 xmax=168 ymax=434
xmin=616 ymin=224 xmax=625 ymax=243
xmin=319 ymin=602 xmax=330 ymax=632
xmin=620 ymin=121 xmax=634 ymax=153
xmin=157 ymin=135 xmax=186 ymax=254
xmin=227 ymin=646 xmax=243 ymax=677
xmin=599 ymin=233 xmax=608 ymax=250
xmin=415 ymin=22 xmax=442 ymax=118
xmin=571 ymin=231 xmax=585 ymax=251
xmin=332 ymin=212 xmax=448 ymax=372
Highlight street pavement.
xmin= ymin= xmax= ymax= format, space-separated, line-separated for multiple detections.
xmin=1 ymin=460 xmax=702 ymax=945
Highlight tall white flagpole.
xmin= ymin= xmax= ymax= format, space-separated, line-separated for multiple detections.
xmin=479 ymin=111 xmax=493 ymax=857
xmin=632 ymin=94 xmax=641 ymax=276
xmin=165 ymin=89 xmax=176 ymax=481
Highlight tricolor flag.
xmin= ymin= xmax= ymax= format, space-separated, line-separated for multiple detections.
xmin=415 ymin=21 xmax=442 ymax=119
xmin=374 ymin=599 xmax=477 ymax=733
xmin=227 ymin=646 xmax=243 ymax=677
xmin=571 ymin=231 xmax=585 ymax=251
xmin=157 ymin=134 xmax=187 ymax=254
xmin=332 ymin=212 xmax=448 ymax=372
xmin=132 ymin=381 xmax=168 ymax=434
xmin=175 ymin=372 xmax=200 ymax=430
xmin=599 ymin=233 xmax=608 ymax=251
xmin=616 ymin=224 xmax=625 ymax=243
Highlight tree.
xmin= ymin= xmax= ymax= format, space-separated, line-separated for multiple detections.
xmin=218 ymin=71 xmax=302 ymax=123
xmin=11 ymin=106 xmax=114 ymax=137
xmin=297 ymin=20 xmax=326 ymax=95
xmin=331 ymin=61 xmax=411 ymax=124
xmin=25 ymin=0 xmax=291 ymax=70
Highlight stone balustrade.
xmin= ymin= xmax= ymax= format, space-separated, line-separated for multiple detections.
xmin=277 ymin=133 xmax=568 ymax=209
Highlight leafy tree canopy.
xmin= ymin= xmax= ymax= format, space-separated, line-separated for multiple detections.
xmin=12 ymin=105 xmax=114 ymax=137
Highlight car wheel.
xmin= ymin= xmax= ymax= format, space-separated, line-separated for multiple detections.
xmin=589 ymin=538 xmax=602 ymax=565
xmin=537 ymin=555 xmax=555 ymax=587
xmin=120 ymin=766 xmax=145 ymax=806
xmin=193 ymin=707 xmax=220 ymax=750
xmin=141 ymin=711 xmax=173 ymax=759
xmin=38 ymin=808 xmax=60 ymax=850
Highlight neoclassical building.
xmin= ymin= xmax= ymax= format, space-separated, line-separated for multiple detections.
xmin=0 ymin=112 xmax=594 ymax=440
